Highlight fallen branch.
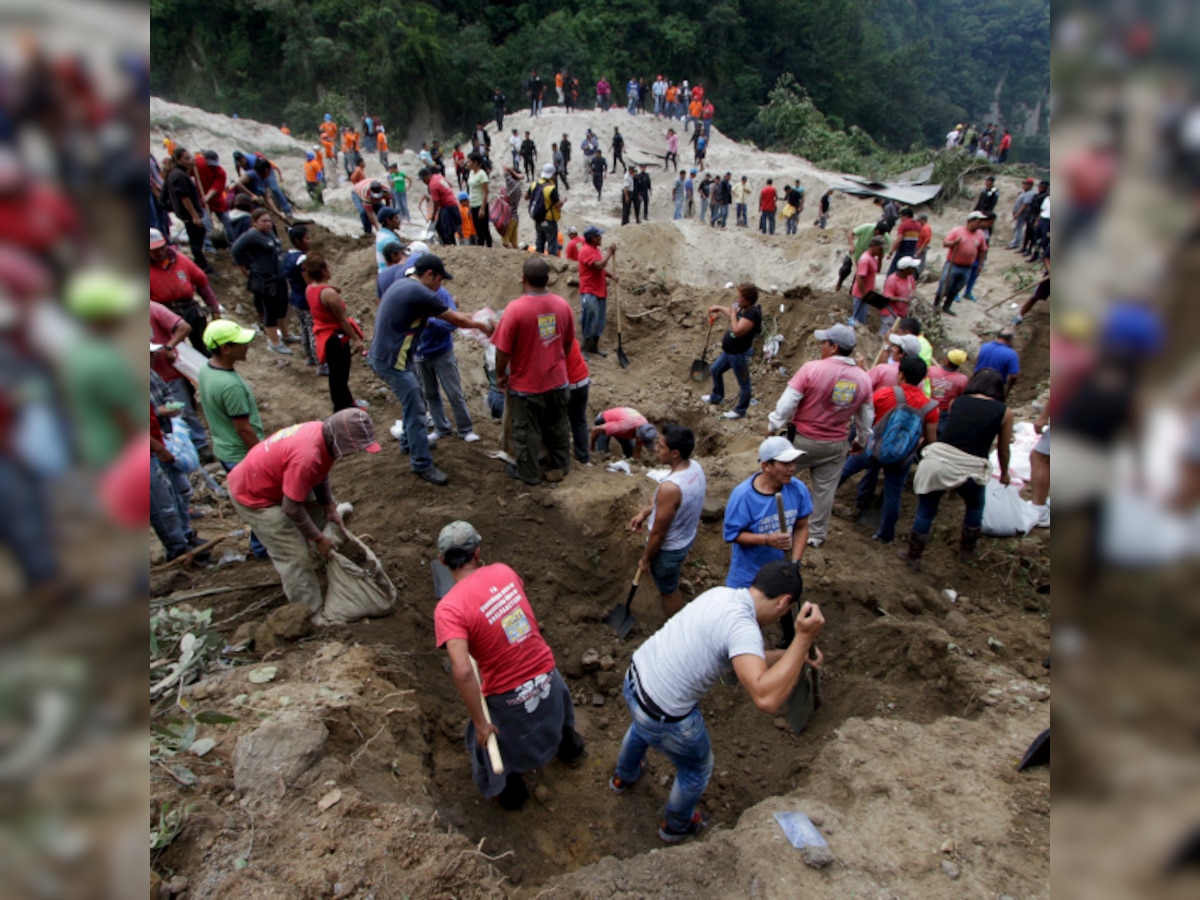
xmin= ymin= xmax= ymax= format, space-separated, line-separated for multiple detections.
xmin=626 ymin=299 xmax=679 ymax=320
xmin=349 ymin=725 xmax=388 ymax=767
xmin=152 ymin=581 xmax=279 ymax=608
xmin=213 ymin=592 xmax=285 ymax=630
xmin=151 ymin=535 xmax=229 ymax=572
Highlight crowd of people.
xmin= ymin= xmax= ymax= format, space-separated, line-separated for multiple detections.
xmin=144 ymin=89 xmax=1056 ymax=845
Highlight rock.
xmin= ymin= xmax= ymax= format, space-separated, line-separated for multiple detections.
xmin=900 ymin=594 xmax=923 ymax=615
xmin=596 ymin=670 xmax=620 ymax=691
xmin=265 ymin=603 xmax=313 ymax=639
xmin=151 ymin=871 xmax=163 ymax=900
xmin=562 ymin=656 xmax=584 ymax=678
xmin=808 ymin=812 xmax=824 ymax=827
xmin=165 ymin=875 xmax=189 ymax=895
xmin=773 ymin=717 xmax=788 ymax=730
xmin=534 ymin=784 xmax=551 ymax=804
xmin=802 ymin=844 xmax=834 ymax=868
xmin=233 ymin=712 xmax=328 ymax=794
xmin=944 ymin=610 xmax=970 ymax=637
xmin=591 ymin=693 xmax=605 ymax=707
xmin=819 ymin=576 xmax=832 ymax=588
xmin=230 ymin=622 xmax=257 ymax=649
xmin=599 ymin=654 xmax=615 ymax=671
xmin=940 ymin=838 xmax=956 ymax=854
xmin=253 ymin=622 xmax=281 ymax=652
xmin=701 ymin=496 xmax=726 ymax=522
xmin=317 ymin=788 xmax=342 ymax=812
xmin=941 ymin=861 xmax=960 ymax=880
xmin=922 ymin=586 xmax=950 ymax=613
xmin=581 ymin=649 xmax=601 ymax=671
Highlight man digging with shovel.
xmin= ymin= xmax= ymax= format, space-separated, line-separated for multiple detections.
xmin=433 ymin=521 xmax=586 ymax=811
xmin=608 ymin=560 xmax=824 ymax=843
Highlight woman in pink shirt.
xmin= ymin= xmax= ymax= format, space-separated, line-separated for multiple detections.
xmin=664 ymin=128 xmax=679 ymax=171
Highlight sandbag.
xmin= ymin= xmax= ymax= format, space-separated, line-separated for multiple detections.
xmin=315 ymin=524 xmax=396 ymax=626
xmin=981 ymin=481 xmax=1039 ymax=537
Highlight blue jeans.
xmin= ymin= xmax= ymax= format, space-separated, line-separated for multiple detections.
xmin=709 ymin=349 xmax=752 ymax=414
xmin=759 ymin=210 xmax=775 ymax=234
xmin=839 ymin=451 xmax=912 ymax=542
xmin=941 ymin=264 xmax=973 ymax=308
xmin=150 ymin=455 xmax=192 ymax=558
xmin=536 ymin=220 xmax=559 ymax=255
xmin=615 ymin=673 xmax=713 ymax=831
xmin=351 ymin=193 xmax=373 ymax=235
xmin=913 ymin=481 xmax=986 ymax=534
xmin=369 ymin=359 xmax=433 ymax=472
xmin=221 ymin=461 xmax=268 ymax=558
xmin=580 ymin=293 xmax=607 ymax=340
xmin=850 ymin=295 xmax=872 ymax=326
xmin=264 ymin=171 xmax=292 ymax=215
xmin=786 ymin=214 xmax=798 ymax=235
xmin=964 ymin=260 xmax=982 ymax=298
xmin=735 ymin=203 xmax=747 ymax=226
xmin=415 ymin=349 xmax=473 ymax=437
xmin=0 ymin=458 xmax=57 ymax=585
xmin=674 ymin=196 xmax=683 ymax=220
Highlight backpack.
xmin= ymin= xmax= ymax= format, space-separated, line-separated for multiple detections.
xmin=871 ymin=386 xmax=935 ymax=466
xmin=528 ymin=181 xmax=552 ymax=222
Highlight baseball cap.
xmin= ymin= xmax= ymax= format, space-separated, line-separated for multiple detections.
xmin=149 ymin=228 xmax=166 ymax=250
xmin=65 ymin=272 xmax=140 ymax=320
xmin=889 ymin=334 xmax=922 ymax=356
xmin=305 ymin=152 xmax=315 ymax=162
xmin=203 ymin=319 xmax=256 ymax=350
xmin=325 ymin=408 xmax=382 ymax=454
xmin=758 ymin=436 xmax=804 ymax=464
xmin=202 ymin=149 xmax=219 ymax=163
xmin=997 ymin=326 xmax=1015 ymax=339
xmin=407 ymin=240 xmax=430 ymax=258
xmin=897 ymin=256 xmax=919 ymax=271
xmin=947 ymin=349 xmax=968 ymax=366
xmin=967 ymin=211 xmax=988 ymax=220
xmin=814 ymin=323 xmax=856 ymax=349
xmin=583 ymin=225 xmax=604 ymax=238
xmin=635 ymin=424 xmax=658 ymax=447
xmin=985 ymin=175 xmax=995 ymax=182
xmin=368 ymin=181 xmax=385 ymax=197
xmin=568 ymin=225 xmax=578 ymax=234
xmin=541 ymin=162 xmax=557 ymax=178
xmin=413 ymin=254 xmax=453 ymax=281
xmin=438 ymin=520 xmax=482 ymax=556
xmin=457 ymin=191 xmax=468 ymax=201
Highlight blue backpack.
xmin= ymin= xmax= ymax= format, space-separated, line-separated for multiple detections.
xmin=871 ymin=386 xmax=935 ymax=465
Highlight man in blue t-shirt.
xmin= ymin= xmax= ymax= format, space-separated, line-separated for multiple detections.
xmin=974 ymin=327 xmax=1020 ymax=397
xmin=723 ymin=437 xmax=813 ymax=648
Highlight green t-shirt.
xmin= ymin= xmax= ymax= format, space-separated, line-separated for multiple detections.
xmin=198 ymin=362 xmax=264 ymax=464
xmin=63 ymin=337 xmax=143 ymax=468
xmin=389 ymin=171 xmax=407 ymax=195
xmin=852 ymin=222 xmax=878 ymax=260
xmin=467 ymin=169 xmax=489 ymax=208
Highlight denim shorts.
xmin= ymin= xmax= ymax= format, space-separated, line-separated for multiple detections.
xmin=650 ymin=542 xmax=693 ymax=593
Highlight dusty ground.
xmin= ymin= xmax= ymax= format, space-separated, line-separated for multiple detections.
xmin=150 ymin=101 xmax=1050 ymax=899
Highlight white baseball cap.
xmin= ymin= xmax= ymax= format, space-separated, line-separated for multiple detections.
xmin=759 ymin=436 xmax=805 ymax=463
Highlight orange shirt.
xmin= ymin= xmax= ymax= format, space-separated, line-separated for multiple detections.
xmin=666 ymin=86 xmax=678 ymax=102
xmin=556 ymin=72 xmax=564 ymax=88
xmin=689 ymin=99 xmax=702 ymax=118
xmin=458 ymin=201 xmax=475 ymax=238
xmin=280 ymin=125 xmax=291 ymax=135
xmin=304 ymin=159 xmax=323 ymax=184
xmin=162 ymin=136 xmax=176 ymax=155
xmin=319 ymin=121 xmax=337 ymax=142
xmin=377 ymin=132 xmax=388 ymax=152
xmin=343 ymin=131 xmax=360 ymax=152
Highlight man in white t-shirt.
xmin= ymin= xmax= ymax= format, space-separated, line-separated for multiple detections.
xmin=629 ymin=424 xmax=708 ymax=617
xmin=607 ymin=560 xmax=824 ymax=843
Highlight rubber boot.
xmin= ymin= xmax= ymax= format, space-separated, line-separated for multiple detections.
xmin=896 ymin=531 xmax=929 ymax=572
xmin=958 ymin=525 xmax=983 ymax=563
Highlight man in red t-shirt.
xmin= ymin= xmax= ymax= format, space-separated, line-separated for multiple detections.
xmin=419 ymin=166 xmax=460 ymax=246
xmin=563 ymin=225 xmax=583 ymax=261
xmin=758 ymin=179 xmax=778 ymax=234
xmin=150 ymin=227 xmax=220 ymax=356
xmin=150 ymin=301 xmax=212 ymax=459
xmin=492 ymin=257 xmax=576 ymax=484
xmin=838 ymin=355 xmax=938 ymax=543
xmin=850 ymin=237 xmax=885 ymax=327
xmin=576 ymin=224 xmax=617 ymax=355
xmin=194 ymin=150 xmax=233 ymax=240
xmin=940 ymin=212 xmax=989 ymax=315
xmin=227 ymin=409 xmax=381 ymax=614
xmin=928 ymin=349 xmax=970 ymax=435
xmin=433 ymin=521 xmax=584 ymax=810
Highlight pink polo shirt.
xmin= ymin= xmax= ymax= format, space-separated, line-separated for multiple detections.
xmin=789 ymin=356 xmax=872 ymax=442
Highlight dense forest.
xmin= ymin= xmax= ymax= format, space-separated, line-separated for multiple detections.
xmin=150 ymin=0 xmax=1049 ymax=162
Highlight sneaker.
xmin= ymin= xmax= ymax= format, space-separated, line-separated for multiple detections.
xmin=658 ymin=811 xmax=710 ymax=844
xmin=806 ymin=537 xmax=824 ymax=548
xmin=427 ymin=431 xmax=440 ymax=444
xmin=316 ymin=364 xmax=329 ymax=376
xmin=268 ymin=342 xmax=293 ymax=355
xmin=722 ymin=410 xmax=745 ymax=419
xmin=1034 ymin=504 xmax=1050 ymax=528
xmin=942 ymin=308 xmax=957 ymax=317
xmin=304 ymin=358 xmax=318 ymax=367
xmin=700 ymin=394 xmax=718 ymax=404
xmin=415 ymin=466 xmax=449 ymax=486
xmin=964 ymin=294 xmax=978 ymax=302
xmin=461 ymin=432 xmax=482 ymax=443
xmin=354 ymin=399 xmax=371 ymax=410
xmin=609 ymin=759 xmax=646 ymax=794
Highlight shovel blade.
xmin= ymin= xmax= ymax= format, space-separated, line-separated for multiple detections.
xmin=786 ymin=666 xmax=817 ymax=734
xmin=605 ymin=603 xmax=636 ymax=638
xmin=690 ymin=359 xmax=709 ymax=381
xmin=617 ymin=343 xmax=631 ymax=369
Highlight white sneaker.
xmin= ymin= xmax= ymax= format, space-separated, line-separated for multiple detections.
xmin=722 ymin=410 xmax=745 ymax=419
xmin=427 ymin=431 xmax=440 ymax=443
xmin=462 ymin=432 xmax=481 ymax=443
xmin=268 ymin=342 xmax=293 ymax=355
xmin=806 ymin=537 xmax=824 ymax=548
xmin=700 ymin=394 xmax=715 ymax=404
xmin=354 ymin=399 xmax=370 ymax=410
xmin=1034 ymin=504 xmax=1050 ymax=528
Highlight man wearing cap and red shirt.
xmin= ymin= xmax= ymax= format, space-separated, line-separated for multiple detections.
xmin=351 ymin=179 xmax=392 ymax=235
xmin=867 ymin=333 xmax=922 ymax=392
xmin=576 ymin=224 xmax=617 ymax=356
xmin=150 ymin=228 xmax=220 ymax=356
xmin=193 ymin=150 xmax=233 ymax=242
xmin=879 ymin=256 xmax=919 ymax=335
xmin=493 ymin=257 xmax=576 ymax=485
xmin=418 ymin=166 xmax=460 ymax=247
xmin=767 ymin=324 xmax=874 ymax=548
xmin=928 ymin=349 xmax=970 ymax=436
xmin=939 ymin=212 xmax=989 ymax=316
xmin=227 ymin=408 xmax=381 ymax=613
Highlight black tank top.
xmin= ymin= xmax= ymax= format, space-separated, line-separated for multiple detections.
xmin=940 ymin=395 xmax=1006 ymax=459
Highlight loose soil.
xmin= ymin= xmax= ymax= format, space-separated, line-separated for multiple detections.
xmin=150 ymin=101 xmax=1050 ymax=899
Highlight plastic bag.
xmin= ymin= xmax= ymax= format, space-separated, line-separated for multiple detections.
xmin=981 ymin=481 xmax=1039 ymax=537
xmin=165 ymin=423 xmax=199 ymax=474
xmin=315 ymin=525 xmax=396 ymax=626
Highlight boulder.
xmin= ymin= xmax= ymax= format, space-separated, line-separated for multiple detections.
xmin=233 ymin=711 xmax=328 ymax=793
xmin=265 ymin=603 xmax=313 ymax=639
xmin=700 ymin=496 xmax=726 ymax=523
xmin=944 ymin=610 xmax=970 ymax=637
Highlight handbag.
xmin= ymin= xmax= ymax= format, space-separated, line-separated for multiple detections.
xmin=489 ymin=196 xmax=511 ymax=230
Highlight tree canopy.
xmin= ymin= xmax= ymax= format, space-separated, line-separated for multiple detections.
xmin=150 ymin=0 xmax=1048 ymax=161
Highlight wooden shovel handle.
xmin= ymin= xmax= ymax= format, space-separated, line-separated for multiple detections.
xmin=775 ymin=492 xmax=788 ymax=535
xmin=470 ymin=656 xmax=504 ymax=775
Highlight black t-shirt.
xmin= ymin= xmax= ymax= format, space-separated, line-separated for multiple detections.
xmin=560 ymin=138 xmax=571 ymax=160
xmin=975 ymin=188 xmax=1000 ymax=214
xmin=494 ymin=92 xmax=506 ymax=108
xmin=166 ymin=166 xmax=200 ymax=219
xmin=612 ymin=132 xmax=624 ymax=150
xmin=634 ymin=172 xmax=651 ymax=194
xmin=786 ymin=187 xmax=802 ymax=207
xmin=721 ymin=304 xmax=762 ymax=354
xmin=230 ymin=228 xmax=283 ymax=278
xmin=820 ymin=194 xmax=831 ymax=213
xmin=521 ymin=139 xmax=536 ymax=158
xmin=590 ymin=156 xmax=607 ymax=176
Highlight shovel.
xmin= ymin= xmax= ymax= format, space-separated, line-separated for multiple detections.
xmin=690 ymin=314 xmax=717 ymax=382
xmin=785 ymin=644 xmax=823 ymax=734
xmin=606 ymin=568 xmax=640 ymax=638
xmin=431 ymin=560 xmax=503 ymax=775
xmin=615 ymin=260 xmax=631 ymax=369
